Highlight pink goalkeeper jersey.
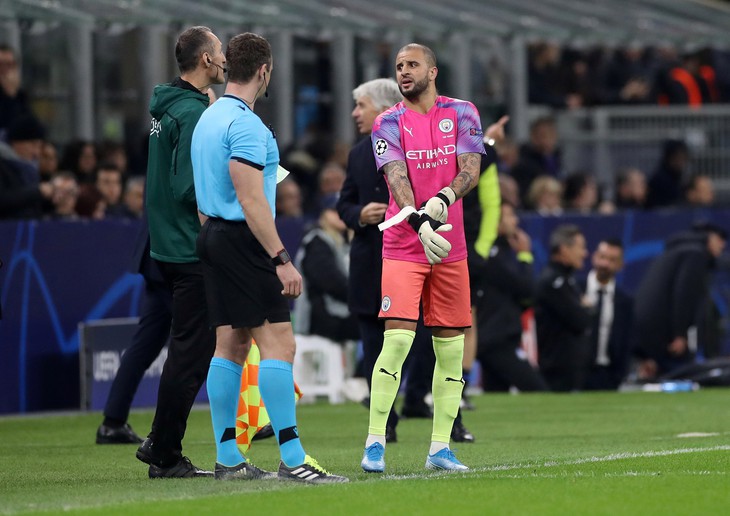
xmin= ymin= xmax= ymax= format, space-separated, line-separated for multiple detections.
xmin=372 ymin=95 xmax=486 ymax=264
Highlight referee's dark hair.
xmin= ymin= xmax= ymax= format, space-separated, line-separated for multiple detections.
xmin=549 ymin=224 xmax=583 ymax=256
xmin=226 ymin=32 xmax=272 ymax=84
xmin=175 ymin=26 xmax=214 ymax=74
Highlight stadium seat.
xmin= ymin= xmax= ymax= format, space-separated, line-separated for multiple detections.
xmin=293 ymin=335 xmax=346 ymax=404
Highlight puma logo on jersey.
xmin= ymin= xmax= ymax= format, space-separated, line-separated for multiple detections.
xmin=404 ymin=126 xmax=414 ymax=137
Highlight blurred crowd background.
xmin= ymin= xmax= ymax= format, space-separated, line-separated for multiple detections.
xmin=3 ymin=0 xmax=730 ymax=412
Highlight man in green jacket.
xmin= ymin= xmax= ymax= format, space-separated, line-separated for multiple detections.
xmin=135 ymin=25 xmax=225 ymax=478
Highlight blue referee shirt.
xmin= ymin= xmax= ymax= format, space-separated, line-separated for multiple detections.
xmin=191 ymin=94 xmax=279 ymax=221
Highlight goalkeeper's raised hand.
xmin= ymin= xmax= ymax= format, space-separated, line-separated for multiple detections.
xmin=408 ymin=211 xmax=453 ymax=264
xmin=423 ymin=187 xmax=456 ymax=223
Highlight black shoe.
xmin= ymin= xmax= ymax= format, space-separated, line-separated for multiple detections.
xmin=148 ymin=457 xmax=214 ymax=479
xmin=451 ymin=420 xmax=475 ymax=443
xmin=96 ymin=423 xmax=144 ymax=444
xmin=215 ymin=461 xmax=277 ymax=480
xmin=136 ymin=438 xmax=155 ymax=465
xmin=401 ymin=402 xmax=433 ymax=419
xmin=385 ymin=425 xmax=397 ymax=443
xmin=251 ymin=423 xmax=275 ymax=441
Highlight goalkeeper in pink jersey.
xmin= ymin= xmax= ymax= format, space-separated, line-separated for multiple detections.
xmin=361 ymin=43 xmax=486 ymax=473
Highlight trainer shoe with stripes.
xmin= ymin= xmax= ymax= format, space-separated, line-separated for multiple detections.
xmin=215 ymin=460 xmax=277 ymax=480
xmin=425 ymin=448 xmax=469 ymax=471
xmin=278 ymin=455 xmax=349 ymax=484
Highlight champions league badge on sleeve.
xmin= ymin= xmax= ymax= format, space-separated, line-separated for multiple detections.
xmin=375 ymin=139 xmax=388 ymax=156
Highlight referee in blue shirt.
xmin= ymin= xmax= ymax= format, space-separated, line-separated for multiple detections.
xmin=191 ymin=33 xmax=347 ymax=484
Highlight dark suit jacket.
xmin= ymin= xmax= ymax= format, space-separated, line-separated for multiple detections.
xmin=336 ymin=136 xmax=389 ymax=316
xmin=535 ymin=261 xmax=592 ymax=390
xmin=582 ymin=278 xmax=634 ymax=389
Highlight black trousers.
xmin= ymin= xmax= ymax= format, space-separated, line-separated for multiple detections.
xmin=478 ymin=343 xmax=547 ymax=392
xmin=149 ymin=261 xmax=216 ymax=465
xmin=103 ymin=279 xmax=172 ymax=423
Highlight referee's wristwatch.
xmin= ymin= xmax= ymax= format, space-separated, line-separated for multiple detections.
xmin=271 ymin=248 xmax=291 ymax=266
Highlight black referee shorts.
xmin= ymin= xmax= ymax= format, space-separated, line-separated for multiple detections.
xmin=196 ymin=218 xmax=291 ymax=329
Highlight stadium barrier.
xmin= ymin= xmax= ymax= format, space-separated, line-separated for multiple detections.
xmin=2 ymin=208 xmax=730 ymax=414
xmin=556 ymin=105 xmax=730 ymax=202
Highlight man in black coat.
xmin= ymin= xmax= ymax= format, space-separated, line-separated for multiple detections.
xmin=95 ymin=220 xmax=172 ymax=444
xmin=634 ymin=223 xmax=727 ymax=379
xmin=582 ymin=239 xmax=633 ymax=390
xmin=472 ymin=202 xmax=547 ymax=392
xmin=535 ymin=224 xmax=592 ymax=392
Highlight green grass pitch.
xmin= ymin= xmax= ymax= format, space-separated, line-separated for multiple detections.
xmin=1 ymin=389 xmax=729 ymax=515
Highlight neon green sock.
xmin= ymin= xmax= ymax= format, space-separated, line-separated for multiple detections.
xmin=368 ymin=329 xmax=414 ymax=436
xmin=431 ymin=335 xmax=465 ymax=443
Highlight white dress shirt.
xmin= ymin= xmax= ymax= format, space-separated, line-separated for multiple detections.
xmin=585 ymin=270 xmax=615 ymax=366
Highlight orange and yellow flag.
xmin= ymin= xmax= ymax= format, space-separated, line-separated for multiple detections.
xmin=235 ymin=343 xmax=302 ymax=453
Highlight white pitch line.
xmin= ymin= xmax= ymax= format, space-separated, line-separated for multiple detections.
xmin=379 ymin=445 xmax=730 ymax=481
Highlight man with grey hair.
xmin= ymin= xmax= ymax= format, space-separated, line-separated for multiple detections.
xmin=337 ymin=78 xmax=404 ymax=440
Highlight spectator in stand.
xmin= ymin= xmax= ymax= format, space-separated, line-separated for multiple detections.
xmin=563 ymin=171 xmax=598 ymax=214
xmin=495 ymin=137 xmax=519 ymax=175
xmin=276 ymin=177 xmax=304 ymax=218
xmin=121 ymin=176 xmax=145 ymax=219
xmin=535 ymin=224 xmax=592 ymax=392
xmin=684 ymin=174 xmax=715 ymax=207
xmin=98 ymin=141 xmax=130 ymax=176
xmin=60 ymin=140 xmax=98 ymax=184
xmin=39 ymin=141 xmax=59 ymax=181
xmin=0 ymin=44 xmax=33 ymax=142
xmin=498 ymin=174 xmax=520 ymax=209
xmin=75 ymin=183 xmax=106 ymax=220
xmin=527 ymin=175 xmax=563 ymax=216
xmin=646 ymin=139 xmax=689 ymax=208
xmin=275 ymin=177 xmax=307 ymax=260
xmin=614 ymin=167 xmax=648 ymax=210
xmin=560 ymin=49 xmax=599 ymax=107
xmin=528 ymin=42 xmax=582 ymax=109
xmin=511 ymin=117 xmax=562 ymax=205
xmin=657 ymin=50 xmax=717 ymax=106
xmin=634 ymin=223 xmax=727 ymax=379
xmin=311 ymin=162 xmax=346 ymax=215
xmin=48 ymin=171 xmax=79 ymax=221
xmin=0 ymin=115 xmax=53 ymax=220
xmin=598 ymin=46 xmax=653 ymax=104
xmin=294 ymin=195 xmax=360 ymax=343
xmin=94 ymin=163 xmax=125 ymax=216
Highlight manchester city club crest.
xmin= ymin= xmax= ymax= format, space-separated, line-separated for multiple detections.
xmin=381 ymin=295 xmax=392 ymax=312
xmin=438 ymin=118 xmax=453 ymax=133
